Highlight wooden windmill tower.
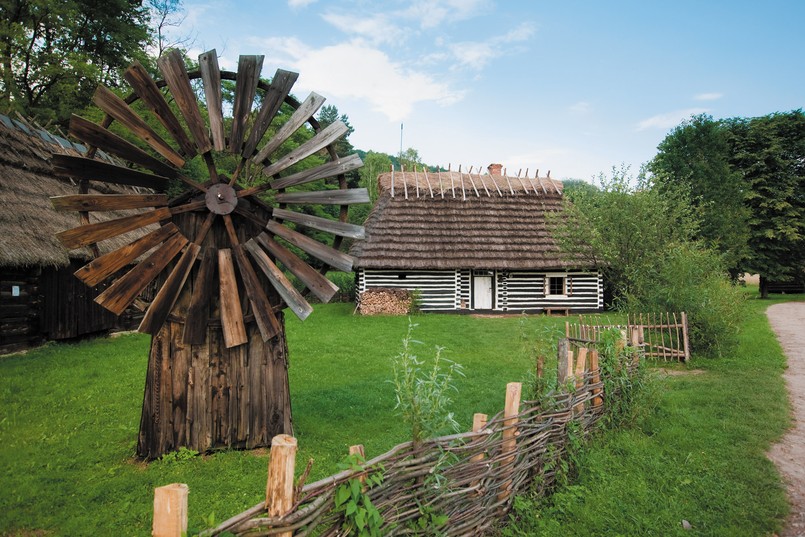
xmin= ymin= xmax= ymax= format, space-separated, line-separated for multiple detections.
xmin=51 ymin=50 xmax=366 ymax=459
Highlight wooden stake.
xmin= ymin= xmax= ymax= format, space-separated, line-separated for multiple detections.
xmin=536 ymin=355 xmax=545 ymax=379
xmin=557 ymin=338 xmax=572 ymax=384
xmin=573 ymin=348 xmax=588 ymax=415
xmin=152 ymin=483 xmax=188 ymax=537
xmin=590 ymin=350 xmax=603 ymax=407
xmin=681 ymin=311 xmax=691 ymax=362
xmin=470 ymin=413 xmax=488 ymax=493
xmin=266 ymin=434 xmax=297 ymax=537
xmin=349 ymin=444 xmax=367 ymax=485
xmin=497 ymin=383 xmax=522 ymax=507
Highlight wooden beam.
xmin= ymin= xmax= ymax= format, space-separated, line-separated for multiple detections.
xmin=244 ymin=239 xmax=313 ymax=321
xmin=52 ymin=154 xmax=169 ymax=191
xmin=182 ymin=247 xmax=216 ymax=345
xmin=256 ymin=233 xmax=338 ymax=303
xmin=51 ymin=194 xmax=168 ymax=212
xmin=272 ymin=208 xmax=364 ymax=239
xmin=229 ymin=55 xmax=264 ymax=154
xmin=253 ymin=92 xmax=325 ymax=163
xmin=263 ymin=122 xmax=348 ymax=177
xmin=274 ymin=188 xmax=370 ymax=206
xmin=139 ymin=243 xmax=201 ymax=335
xmin=56 ymin=207 xmax=172 ymax=250
xmin=68 ymin=114 xmax=179 ymax=178
xmin=124 ymin=60 xmax=196 ymax=157
xmin=92 ymin=85 xmax=185 ymax=168
xmin=218 ymin=248 xmax=248 ymax=348
xmin=243 ymin=69 xmax=298 ymax=159
xmin=158 ymin=49 xmax=212 ymax=154
xmin=198 ymin=49 xmax=226 ymax=151
xmin=266 ymin=220 xmax=354 ymax=273
xmin=232 ymin=245 xmax=281 ymax=341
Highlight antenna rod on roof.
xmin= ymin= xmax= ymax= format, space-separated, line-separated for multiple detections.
xmin=468 ymin=166 xmax=474 ymax=174
xmin=391 ymin=163 xmax=395 ymax=198
xmin=399 ymin=123 xmax=403 ymax=163
xmin=525 ymin=168 xmax=529 ymax=178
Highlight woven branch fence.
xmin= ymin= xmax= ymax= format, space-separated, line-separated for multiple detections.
xmin=152 ymin=334 xmax=645 ymax=537
xmin=566 ymin=311 xmax=690 ymax=362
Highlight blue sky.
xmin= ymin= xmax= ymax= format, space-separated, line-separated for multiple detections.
xmin=172 ymin=0 xmax=805 ymax=180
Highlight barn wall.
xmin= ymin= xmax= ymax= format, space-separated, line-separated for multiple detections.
xmin=359 ymin=269 xmax=603 ymax=313
xmin=0 ymin=267 xmax=43 ymax=353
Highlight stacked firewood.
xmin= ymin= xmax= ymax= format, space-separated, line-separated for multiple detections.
xmin=357 ymin=288 xmax=413 ymax=315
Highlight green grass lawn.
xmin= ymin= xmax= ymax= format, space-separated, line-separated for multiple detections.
xmin=0 ymin=293 xmax=799 ymax=536
xmin=501 ymin=290 xmax=803 ymax=536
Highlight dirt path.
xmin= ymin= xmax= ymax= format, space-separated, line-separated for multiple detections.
xmin=767 ymin=302 xmax=805 ymax=537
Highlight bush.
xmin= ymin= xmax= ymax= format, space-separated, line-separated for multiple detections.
xmin=326 ymin=271 xmax=356 ymax=302
xmin=625 ymin=243 xmax=744 ymax=356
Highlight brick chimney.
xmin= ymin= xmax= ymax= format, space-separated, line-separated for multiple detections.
xmin=487 ymin=163 xmax=503 ymax=176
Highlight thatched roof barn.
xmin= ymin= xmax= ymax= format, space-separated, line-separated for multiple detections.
xmin=350 ymin=164 xmax=603 ymax=313
xmin=0 ymin=114 xmax=144 ymax=352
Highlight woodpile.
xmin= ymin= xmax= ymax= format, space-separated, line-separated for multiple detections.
xmin=357 ymin=287 xmax=413 ymax=315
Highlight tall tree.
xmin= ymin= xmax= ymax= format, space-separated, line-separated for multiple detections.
xmin=727 ymin=111 xmax=805 ymax=297
xmin=317 ymin=104 xmax=354 ymax=157
xmin=0 ymin=0 xmax=151 ymax=126
xmin=650 ymin=114 xmax=750 ymax=278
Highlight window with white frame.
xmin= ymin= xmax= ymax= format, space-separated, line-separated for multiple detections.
xmin=545 ymin=274 xmax=569 ymax=297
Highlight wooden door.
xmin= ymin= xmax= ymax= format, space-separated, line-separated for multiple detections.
xmin=473 ymin=275 xmax=493 ymax=309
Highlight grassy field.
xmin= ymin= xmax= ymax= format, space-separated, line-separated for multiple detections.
xmin=0 ymin=292 xmax=799 ymax=536
xmin=502 ymin=290 xmax=802 ymax=536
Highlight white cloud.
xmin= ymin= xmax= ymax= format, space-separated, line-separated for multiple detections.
xmin=288 ymin=0 xmax=317 ymax=8
xmin=250 ymin=37 xmax=464 ymax=122
xmin=636 ymin=108 xmax=710 ymax=131
xmin=401 ymin=0 xmax=490 ymax=29
xmin=569 ymin=101 xmax=591 ymax=114
xmin=321 ymin=12 xmax=405 ymax=45
xmin=449 ymin=22 xmax=535 ymax=69
xmin=694 ymin=92 xmax=723 ymax=101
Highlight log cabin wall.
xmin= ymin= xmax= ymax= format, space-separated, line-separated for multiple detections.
xmin=0 ymin=267 xmax=43 ymax=353
xmin=358 ymin=268 xmax=603 ymax=313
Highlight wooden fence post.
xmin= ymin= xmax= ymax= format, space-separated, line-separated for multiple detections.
xmin=497 ymin=382 xmax=522 ymax=507
xmin=470 ymin=413 xmax=489 ymax=493
xmin=681 ymin=311 xmax=691 ymax=362
xmin=266 ymin=434 xmax=297 ymax=537
xmin=349 ymin=444 xmax=367 ymax=485
xmin=152 ymin=483 xmax=188 ymax=537
xmin=573 ymin=348 xmax=588 ymax=415
xmin=589 ymin=350 xmax=603 ymax=407
xmin=557 ymin=338 xmax=572 ymax=384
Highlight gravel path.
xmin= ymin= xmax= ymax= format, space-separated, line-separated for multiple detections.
xmin=767 ymin=302 xmax=805 ymax=537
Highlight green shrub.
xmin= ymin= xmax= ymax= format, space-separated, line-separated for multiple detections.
xmin=626 ymin=242 xmax=744 ymax=356
xmin=327 ymin=271 xmax=356 ymax=302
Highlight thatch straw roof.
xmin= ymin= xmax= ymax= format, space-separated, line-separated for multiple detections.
xmin=350 ymin=170 xmax=582 ymax=271
xmin=0 ymin=114 xmax=152 ymax=268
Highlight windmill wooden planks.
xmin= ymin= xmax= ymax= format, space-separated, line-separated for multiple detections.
xmin=275 ymin=188 xmax=370 ymax=206
xmin=51 ymin=193 xmax=168 ymax=212
xmin=256 ymin=233 xmax=338 ymax=303
xmin=198 ymin=49 xmax=226 ymax=151
xmin=124 ymin=60 xmax=197 ymax=157
xmin=242 ymin=69 xmax=298 ymax=159
xmin=52 ymin=155 xmax=170 ymax=190
xmin=56 ymin=207 xmax=172 ymax=249
xmin=244 ymin=239 xmax=313 ymax=320
xmin=218 ymin=249 xmax=248 ymax=348
xmin=263 ymin=121 xmax=348 ymax=177
xmin=253 ymin=92 xmax=325 ymax=163
xmin=266 ymin=220 xmax=355 ymax=272
xmin=232 ymin=245 xmax=282 ymax=340
xmin=158 ymin=49 xmax=212 ymax=154
xmin=182 ymin=248 xmax=216 ymax=345
xmin=92 ymin=85 xmax=185 ymax=167
xmin=229 ymin=55 xmax=264 ymax=154
xmin=139 ymin=243 xmax=201 ymax=335
xmin=95 ymin=232 xmax=188 ymax=315
xmin=271 ymin=208 xmax=364 ymax=239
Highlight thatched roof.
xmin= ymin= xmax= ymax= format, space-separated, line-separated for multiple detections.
xmin=0 ymin=114 xmax=152 ymax=268
xmin=350 ymin=170 xmax=582 ymax=271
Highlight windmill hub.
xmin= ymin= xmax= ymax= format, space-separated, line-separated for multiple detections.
xmin=205 ymin=183 xmax=238 ymax=215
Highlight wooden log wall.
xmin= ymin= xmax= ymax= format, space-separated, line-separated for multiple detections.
xmin=358 ymin=269 xmax=458 ymax=311
xmin=0 ymin=267 xmax=42 ymax=354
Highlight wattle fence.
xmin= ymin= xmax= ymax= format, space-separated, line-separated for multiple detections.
xmin=566 ymin=311 xmax=690 ymax=362
xmin=152 ymin=328 xmax=652 ymax=537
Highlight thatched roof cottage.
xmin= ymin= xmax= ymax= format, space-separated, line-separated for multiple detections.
xmin=349 ymin=164 xmax=603 ymax=313
xmin=0 ymin=114 xmax=143 ymax=353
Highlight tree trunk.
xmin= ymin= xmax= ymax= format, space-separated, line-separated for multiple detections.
xmin=760 ymin=275 xmax=769 ymax=299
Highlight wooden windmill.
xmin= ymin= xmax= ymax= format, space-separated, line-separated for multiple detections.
xmin=50 ymin=49 xmax=366 ymax=459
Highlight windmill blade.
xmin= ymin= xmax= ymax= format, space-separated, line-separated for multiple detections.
xmin=229 ymin=55 xmax=264 ymax=154
xmin=272 ymin=208 xmax=364 ymax=239
xmin=182 ymin=247 xmax=216 ymax=345
xmin=262 ymin=121 xmax=349 ymax=177
xmin=74 ymin=223 xmax=180 ymax=287
xmin=51 ymin=193 xmax=168 ymax=212
xmin=242 ymin=69 xmax=298 ymax=159
xmin=218 ymin=248 xmax=248 ymax=348
xmin=95 ymin=232 xmax=188 ymax=315
xmin=255 ymin=233 xmax=338 ymax=303
xmin=266 ymin=220 xmax=355 ymax=272
xmin=232 ymin=245 xmax=282 ymax=340
xmin=158 ymin=49 xmax=212 ymax=154
xmin=93 ymin=85 xmax=185 ymax=168
xmin=275 ymin=188 xmax=370 ymax=206
xmin=139 ymin=243 xmax=201 ymax=335
xmin=52 ymin=155 xmax=170 ymax=190
xmin=56 ymin=207 xmax=172 ymax=250
xmin=238 ymin=154 xmax=363 ymax=199
xmin=252 ymin=92 xmax=326 ymax=164
xmin=198 ymin=49 xmax=226 ymax=151
xmin=244 ymin=239 xmax=313 ymax=320
xmin=69 ymin=115 xmax=179 ymax=178
xmin=124 ymin=60 xmax=197 ymax=157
